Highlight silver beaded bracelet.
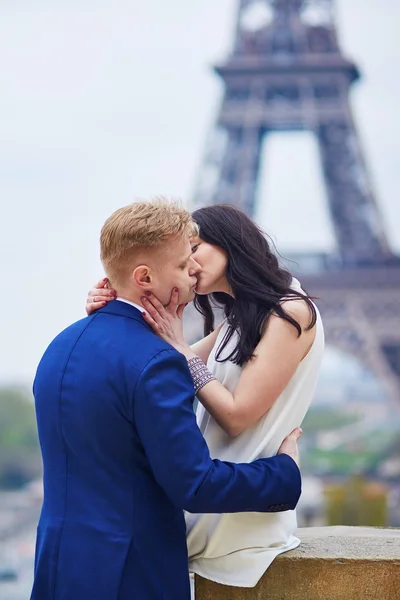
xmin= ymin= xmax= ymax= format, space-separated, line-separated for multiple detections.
xmin=187 ymin=356 xmax=216 ymax=394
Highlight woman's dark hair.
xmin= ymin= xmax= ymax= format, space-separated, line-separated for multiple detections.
xmin=192 ymin=204 xmax=317 ymax=367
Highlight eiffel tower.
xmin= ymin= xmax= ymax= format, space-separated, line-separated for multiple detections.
xmin=190 ymin=0 xmax=400 ymax=404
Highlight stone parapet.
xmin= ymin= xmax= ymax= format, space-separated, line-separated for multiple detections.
xmin=195 ymin=526 xmax=400 ymax=600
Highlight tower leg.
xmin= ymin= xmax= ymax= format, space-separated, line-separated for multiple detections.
xmin=213 ymin=126 xmax=262 ymax=216
xmin=316 ymin=117 xmax=390 ymax=266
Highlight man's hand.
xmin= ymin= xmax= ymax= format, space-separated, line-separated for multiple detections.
xmin=277 ymin=427 xmax=302 ymax=467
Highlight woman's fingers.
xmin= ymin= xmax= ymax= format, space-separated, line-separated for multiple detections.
xmin=141 ymin=293 xmax=187 ymax=348
xmin=86 ymin=278 xmax=116 ymax=316
xmin=167 ymin=287 xmax=180 ymax=313
xmin=86 ymin=300 xmax=107 ymax=316
xmin=141 ymin=296 xmax=165 ymax=323
xmin=95 ymin=277 xmax=110 ymax=290
xmin=142 ymin=292 xmax=168 ymax=316
xmin=89 ymin=278 xmax=116 ymax=297
xmin=88 ymin=280 xmax=116 ymax=300
xmin=176 ymin=303 xmax=186 ymax=320
xmin=141 ymin=310 xmax=160 ymax=332
xmin=89 ymin=288 xmax=116 ymax=301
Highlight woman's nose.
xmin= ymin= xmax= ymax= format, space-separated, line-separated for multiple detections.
xmin=189 ymin=257 xmax=201 ymax=275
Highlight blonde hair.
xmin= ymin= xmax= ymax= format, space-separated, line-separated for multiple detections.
xmin=100 ymin=197 xmax=197 ymax=284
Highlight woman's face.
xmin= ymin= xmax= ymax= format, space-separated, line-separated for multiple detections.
xmin=191 ymin=237 xmax=231 ymax=295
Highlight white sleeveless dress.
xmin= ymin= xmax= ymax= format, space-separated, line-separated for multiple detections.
xmin=186 ymin=279 xmax=324 ymax=587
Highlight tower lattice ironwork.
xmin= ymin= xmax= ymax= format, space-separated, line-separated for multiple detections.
xmin=190 ymin=0 xmax=400 ymax=404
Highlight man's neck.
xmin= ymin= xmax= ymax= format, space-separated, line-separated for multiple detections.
xmin=112 ymin=284 xmax=144 ymax=305
xmin=116 ymin=292 xmax=144 ymax=308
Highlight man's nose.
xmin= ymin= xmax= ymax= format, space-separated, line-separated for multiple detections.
xmin=189 ymin=257 xmax=201 ymax=275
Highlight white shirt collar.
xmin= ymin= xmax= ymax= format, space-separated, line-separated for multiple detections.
xmin=116 ymin=297 xmax=148 ymax=315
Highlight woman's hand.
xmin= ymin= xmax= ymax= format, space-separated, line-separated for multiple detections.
xmin=86 ymin=278 xmax=116 ymax=315
xmin=141 ymin=288 xmax=192 ymax=355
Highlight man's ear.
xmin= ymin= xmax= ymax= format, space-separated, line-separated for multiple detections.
xmin=132 ymin=265 xmax=153 ymax=290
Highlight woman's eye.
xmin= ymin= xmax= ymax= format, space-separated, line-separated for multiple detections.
xmin=191 ymin=244 xmax=199 ymax=253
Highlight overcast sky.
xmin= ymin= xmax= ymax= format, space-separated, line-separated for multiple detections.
xmin=0 ymin=0 xmax=399 ymax=384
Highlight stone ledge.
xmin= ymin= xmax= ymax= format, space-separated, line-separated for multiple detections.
xmin=195 ymin=526 xmax=400 ymax=600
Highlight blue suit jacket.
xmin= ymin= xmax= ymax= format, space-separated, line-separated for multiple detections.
xmin=31 ymin=300 xmax=301 ymax=600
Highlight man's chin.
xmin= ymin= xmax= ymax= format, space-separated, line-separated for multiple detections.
xmin=184 ymin=290 xmax=196 ymax=303
xmin=191 ymin=282 xmax=208 ymax=296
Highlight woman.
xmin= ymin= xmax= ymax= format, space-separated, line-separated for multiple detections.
xmin=86 ymin=204 xmax=324 ymax=588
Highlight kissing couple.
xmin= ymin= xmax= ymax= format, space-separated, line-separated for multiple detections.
xmin=31 ymin=197 xmax=324 ymax=599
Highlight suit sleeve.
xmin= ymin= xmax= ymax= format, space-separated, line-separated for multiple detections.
xmin=134 ymin=349 xmax=301 ymax=513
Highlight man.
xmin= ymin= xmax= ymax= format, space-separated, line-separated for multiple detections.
xmin=31 ymin=198 xmax=302 ymax=600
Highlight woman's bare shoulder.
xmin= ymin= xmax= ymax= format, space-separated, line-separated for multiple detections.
xmin=278 ymin=297 xmax=316 ymax=330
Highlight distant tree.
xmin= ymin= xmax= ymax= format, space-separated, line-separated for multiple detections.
xmin=302 ymin=407 xmax=360 ymax=432
xmin=0 ymin=386 xmax=41 ymax=489
xmin=325 ymin=475 xmax=388 ymax=526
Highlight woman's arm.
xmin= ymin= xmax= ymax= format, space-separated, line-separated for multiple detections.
xmin=177 ymin=300 xmax=316 ymax=437
xmin=190 ymin=324 xmax=224 ymax=364
xmin=141 ymin=293 xmax=316 ymax=437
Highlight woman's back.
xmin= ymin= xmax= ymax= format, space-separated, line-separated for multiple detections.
xmin=186 ymin=283 xmax=324 ymax=587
